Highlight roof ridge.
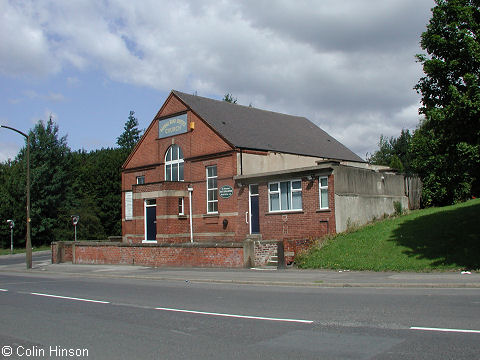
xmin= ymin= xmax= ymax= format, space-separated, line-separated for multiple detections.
xmin=172 ymin=89 xmax=307 ymax=120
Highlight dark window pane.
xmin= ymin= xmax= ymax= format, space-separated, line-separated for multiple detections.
xmin=179 ymin=162 xmax=184 ymax=181
xmin=172 ymin=164 xmax=178 ymax=181
xmin=166 ymin=165 xmax=171 ymax=181
xmin=280 ymin=181 xmax=290 ymax=210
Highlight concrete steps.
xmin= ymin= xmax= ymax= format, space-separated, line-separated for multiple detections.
xmin=266 ymin=254 xmax=278 ymax=267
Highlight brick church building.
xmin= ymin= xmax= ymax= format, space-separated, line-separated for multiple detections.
xmin=121 ymin=90 xmax=412 ymax=248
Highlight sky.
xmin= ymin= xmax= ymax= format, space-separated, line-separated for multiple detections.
xmin=0 ymin=0 xmax=435 ymax=162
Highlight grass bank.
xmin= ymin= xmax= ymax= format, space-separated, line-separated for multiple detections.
xmin=0 ymin=245 xmax=51 ymax=256
xmin=296 ymin=199 xmax=480 ymax=271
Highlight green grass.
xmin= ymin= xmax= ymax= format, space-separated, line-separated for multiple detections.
xmin=0 ymin=245 xmax=51 ymax=256
xmin=296 ymin=199 xmax=480 ymax=271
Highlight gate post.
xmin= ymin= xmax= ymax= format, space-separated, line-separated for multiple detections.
xmin=277 ymin=241 xmax=286 ymax=269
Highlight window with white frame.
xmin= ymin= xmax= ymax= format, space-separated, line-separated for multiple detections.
xmin=178 ymin=197 xmax=184 ymax=215
xmin=269 ymin=180 xmax=302 ymax=212
xmin=319 ymin=176 xmax=329 ymax=209
xmin=206 ymin=165 xmax=218 ymax=213
xmin=136 ymin=175 xmax=145 ymax=185
xmin=165 ymin=144 xmax=184 ymax=181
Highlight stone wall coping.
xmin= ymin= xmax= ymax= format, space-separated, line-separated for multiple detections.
xmin=53 ymin=241 xmax=243 ymax=249
xmin=253 ymin=240 xmax=280 ymax=244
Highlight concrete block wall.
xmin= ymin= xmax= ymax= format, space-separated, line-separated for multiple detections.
xmin=333 ymin=165 xmax=410 ymax=233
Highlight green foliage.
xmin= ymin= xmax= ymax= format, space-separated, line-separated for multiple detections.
xmin=56 ymin=147 xmax=127 ymax=240
xmin=0 ymin=160 xmax=26 ymax=248
xmin=368 ymin=129 xmax=412 ymax=173
xmin=1 ymin=118 xmax=128 ymax=248
xmin=296 ymin=199 xmax=480 ymax=271
xmin=13 ymin=118 xmax=73 ymax=246
xmin=389 ymin=155 xmax=404 ymax=172
xmin=414 ymin=0 xmax=480 ymax=205
xmin=223 ymin=93 xmax=237 ymax=104
xmin=393 ymin=201 xmax=403 ymax=216
xmin=0 ymin=245 xmax=51 ymax=256
xmin=116 ymin=111 xmax=142 ymax=152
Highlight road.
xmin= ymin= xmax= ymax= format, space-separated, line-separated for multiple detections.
xmin=0 ymin=252 xmax=51 ymax=266
xmin=0 ymin=269 xmax=479 ymax=359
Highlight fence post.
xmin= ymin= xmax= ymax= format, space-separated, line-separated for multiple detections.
xmin=277 ymin=241 xmax=286 ymax=269
xmin=243 ymin=239 xmax=255 ymax=268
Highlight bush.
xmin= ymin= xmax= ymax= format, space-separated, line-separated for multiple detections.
xmin=393 ymin=201 xmax=403 ymax=216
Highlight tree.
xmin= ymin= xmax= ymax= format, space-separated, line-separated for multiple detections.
xmin=414 ymin=0 xmax=480 ymax=204
xmin=367 ymin=129 xmax=413 ymax=173
xmin=64 ymin=148 xmax=127 ymax=239
xmin=15 ymin=117 xmax=73 ymax=246
xmin=117 ymin=111 xmax=142 ymax=152
xmin=223 ymin=93 xmax=237 ymax=104
xmin=389 ymin=155 xmax=404 ymax=173
xmin=0 ymin=160 xmax=25 ymax=248
xmin=1 ymin=114 xmax=133 ymax=248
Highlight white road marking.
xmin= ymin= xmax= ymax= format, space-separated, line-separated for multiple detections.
xmin=30 ymin=292 xmax=110 ymax=304
xmin=155 ymin=307 xmax=314 ymax=324
xmin=410 ymin=326 xmax=480 ymax=334
xmin=0 ymin=289 xmax=8 ymax=292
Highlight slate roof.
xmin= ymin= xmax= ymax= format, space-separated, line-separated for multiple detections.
xmin=172 ymin=90 xmax=364 ymax=162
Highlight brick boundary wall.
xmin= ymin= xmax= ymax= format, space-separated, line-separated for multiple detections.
xmin=254 ymin=241 xmax=278 ymax=267
xmin=283 ymin=238 xmax=317 ymax=264
xmin=51 ymin=238 xmax=318 ymax=268
xmin=52 ymin=241 xmax=245 ymax=268
xmin=51 ymin=242 xmax=74 ymax=263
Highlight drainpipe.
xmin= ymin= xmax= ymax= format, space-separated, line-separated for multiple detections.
xmin=188 ymin=186 xmax=194 ymax=243
xmin=240 ymin=149 xmax=243 ymax=175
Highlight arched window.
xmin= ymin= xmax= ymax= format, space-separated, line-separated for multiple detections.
xmin=165 ymin=144 xmax=184 ymax=181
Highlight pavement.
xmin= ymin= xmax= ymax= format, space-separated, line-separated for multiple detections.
xmin=1 ymin=251 xmax=479 ymax=288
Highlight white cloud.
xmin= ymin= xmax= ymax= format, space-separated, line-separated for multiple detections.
xmin=0 ymin=0 xmax=436 ymax=157
xmin=22 ymin=90 xmax=65 ymax=102
xmin=0 ymin=141 xmax=21 ymax=162
xmin=0 ymin=1 xmax=60 ymax=77
xmin=66 ymin=77 xmax=80 ymax=87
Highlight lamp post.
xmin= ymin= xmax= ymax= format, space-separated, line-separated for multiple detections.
xmin=188 ymin=186 xmax=194 ymax=243
xmin=6 ymin=220 xmax=14 ymax=254
xmin=0 ymin=125 xmax=32 ymax=269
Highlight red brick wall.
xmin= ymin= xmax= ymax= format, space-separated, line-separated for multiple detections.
xmin=236 ymin=175 xmax=336 ymax=242
xmin=254 ymin=241 xmax=277 ymax=266
xmin=122 ymin=92 xmax=239 ymax=244
xmin=51 ymin=242 xmax=74 ymax=263
xmin=72 ymin=242 xmax=244 ymax=268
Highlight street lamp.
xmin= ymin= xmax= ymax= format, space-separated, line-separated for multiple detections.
xmin=188 ymin=186 xmax=194 ymax=243
xmin=6 ymin=220 xmax=14 ymax=254
xmin=0 ymin=125 xmax=32 ymax=269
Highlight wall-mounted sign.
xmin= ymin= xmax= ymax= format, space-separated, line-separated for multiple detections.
xmin=219 ymin=185 xmax=234 ymax=199
xmin=158 ymin=113 xmax=188 ymax=138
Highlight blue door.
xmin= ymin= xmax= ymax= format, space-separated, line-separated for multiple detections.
xmin=145 ymin=200 xmax=157 ymax=241
xmin=250 ymin=185 xmax=260 ymax=234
